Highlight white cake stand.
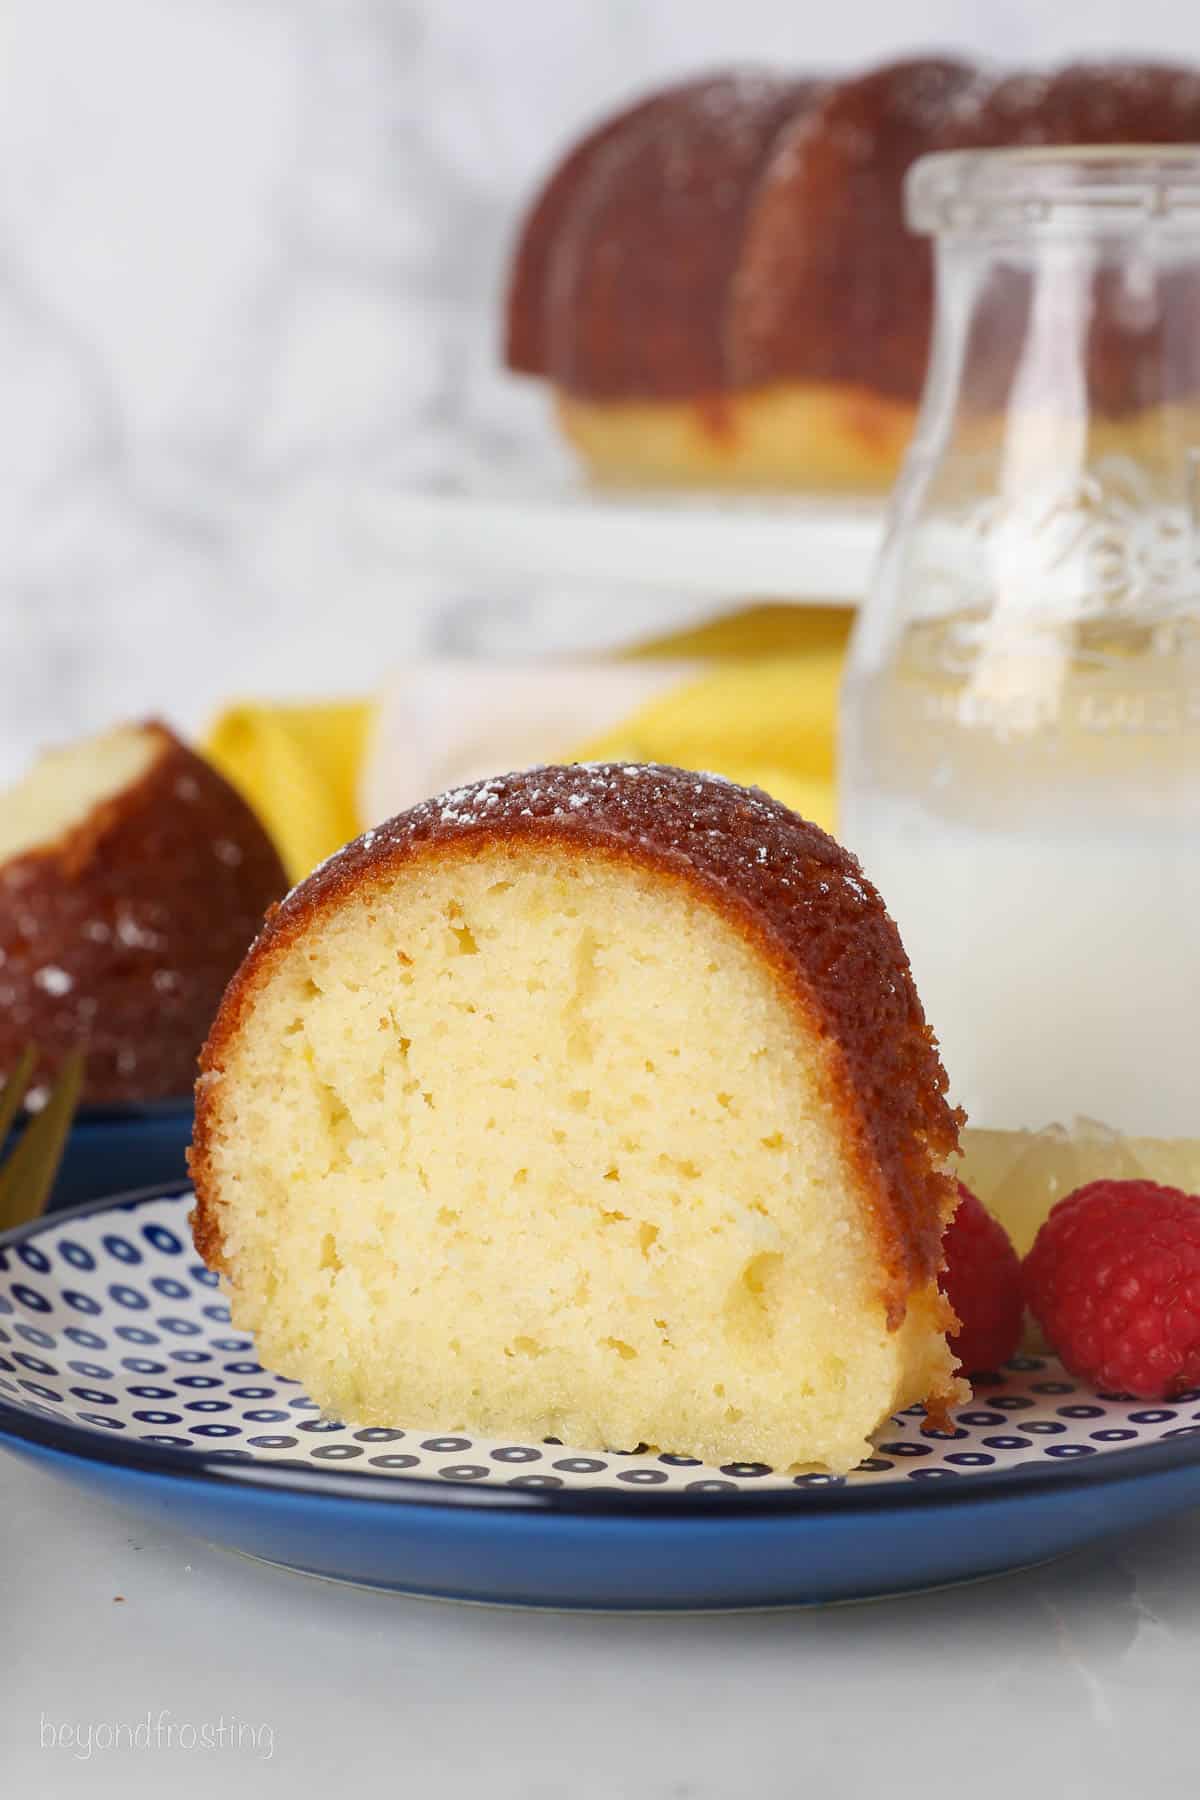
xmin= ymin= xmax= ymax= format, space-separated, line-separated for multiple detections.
xmin=355 ymin=449 xmax=886 ymax=654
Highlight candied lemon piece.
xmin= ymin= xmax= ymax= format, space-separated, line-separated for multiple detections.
xmin=959 ymin=1120 xmax=1200 ymax=1257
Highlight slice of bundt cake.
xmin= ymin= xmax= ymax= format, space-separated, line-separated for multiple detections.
xmin=0 ymin=721 xmax=287 ymax=1105
xmin=191 ymin=764 xmax=964 ymax=1472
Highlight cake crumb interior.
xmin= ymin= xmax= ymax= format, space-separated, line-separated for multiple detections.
xmin=202 ymin=842 xmax=952 ymax=1472
xmin=0 ymin=724 xmax=160 ymax=864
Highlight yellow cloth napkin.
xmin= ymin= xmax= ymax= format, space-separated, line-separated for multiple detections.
xmin=203 ymin=604 xmax=852 ymax=883
xmin=205 ymin=700 xmax=374 ymax=883
xmin=576 ymin=603 xmax=848 ymax=829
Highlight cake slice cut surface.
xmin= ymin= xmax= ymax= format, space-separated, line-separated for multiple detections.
xmin=0 ymin=723 xmax=160 ymax=865
xmin=192 ymin=764 xmax=963 ymax=1473
xmin=0 ymin=720 xmax=288 ymax=1104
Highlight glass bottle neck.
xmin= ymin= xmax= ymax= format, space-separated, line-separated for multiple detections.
xmin=913 ymin=229 xmax=1200 ymax=505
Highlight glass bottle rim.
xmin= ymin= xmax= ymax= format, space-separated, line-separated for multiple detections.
xmin=908 ymin=145 xmax=1200 ymax=236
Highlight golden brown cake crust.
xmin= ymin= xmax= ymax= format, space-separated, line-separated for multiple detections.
xmin=507 ymin=56 xmax=1200 ymax=413
xmin=0 ymin=722 xmax=287 ymax=1105
xmin=191 ymin=764 xmax=962 ymax=1323
xmin=730 ymin=57 xmax=975 ymax=403
xmin=543 ymin=73 xmax=821 ymax=401
xmin=504 ymin=73 xmax=724 ymax=377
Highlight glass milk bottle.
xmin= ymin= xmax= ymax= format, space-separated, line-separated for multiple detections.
xmin=840 ymin=149 xmax=1200 ymax=1137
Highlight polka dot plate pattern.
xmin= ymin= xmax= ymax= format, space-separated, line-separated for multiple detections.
xmin=3 ymin=1186 xmax=1200 ymax=1499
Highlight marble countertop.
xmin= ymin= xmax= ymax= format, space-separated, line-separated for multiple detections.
xmin=4 ymin=1449 xmax=1198 ymax=1796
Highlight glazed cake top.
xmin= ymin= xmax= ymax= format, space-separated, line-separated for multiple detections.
xmin=507 ymin=56 xmax=1200 ymax=405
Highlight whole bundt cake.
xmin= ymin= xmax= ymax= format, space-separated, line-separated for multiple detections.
xmin=191 ymin=763 xmax=965 ymax=1474
xmin=0 ymin=721 xmax=287 ymax=1106
xmin=506 ymin=57 xmax=1200 ymax=489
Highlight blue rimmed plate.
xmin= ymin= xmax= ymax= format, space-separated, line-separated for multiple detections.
xmin=2 ymin=1184 xmax=1200 ymax=1610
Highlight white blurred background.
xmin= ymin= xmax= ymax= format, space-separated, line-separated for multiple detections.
xmin=2 ymin=0 xmax=1200 ymax=775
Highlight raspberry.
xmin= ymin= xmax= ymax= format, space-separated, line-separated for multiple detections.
xmin=940 ymin=1181 xmax=1024 ymax=1375
xmin=1025 ymin=1179 xmax=1200 ymax=1400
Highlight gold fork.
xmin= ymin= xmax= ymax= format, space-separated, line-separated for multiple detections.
xmin=0 ymin=1046 xmax=85 ymax=1234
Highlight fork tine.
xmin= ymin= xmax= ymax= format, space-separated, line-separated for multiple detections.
xmin=0 ymin=1045 xmax=38 ymax=1153
xmin=0 ymin=1048 xmax=85 ymax=1233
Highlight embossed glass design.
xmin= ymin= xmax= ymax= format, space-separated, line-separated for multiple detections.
xmin=840 ymin=149 xmax=1200 ymax=1135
